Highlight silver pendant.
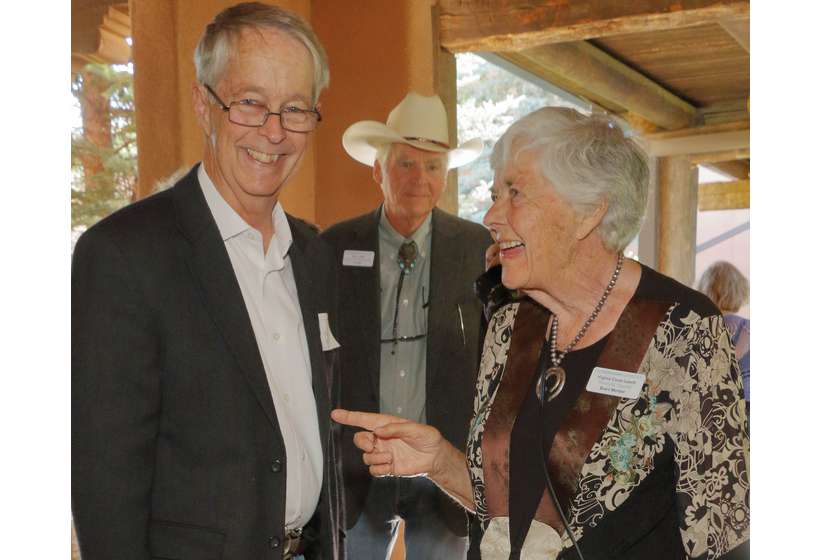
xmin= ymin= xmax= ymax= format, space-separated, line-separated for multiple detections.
xmin=537 ymin=366 xmax=566 ymax=404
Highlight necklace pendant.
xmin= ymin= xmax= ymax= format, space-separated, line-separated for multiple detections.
xmin=537 ymin=366 xmax=566 ymax=404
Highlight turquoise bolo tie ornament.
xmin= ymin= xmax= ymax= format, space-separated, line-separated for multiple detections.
xmin=398 ymin=241 xmax=418 ymax=273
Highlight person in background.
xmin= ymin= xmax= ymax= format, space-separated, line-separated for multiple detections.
xmin=321 ymin=92 xmax=491 ymax=559
xmin=698 ymin=260 xmax=750 ymax=414
xmin=333 ymin=107 xmax=750 ymax=559
xmin=72 ymin=4 xmax=343 ymax=558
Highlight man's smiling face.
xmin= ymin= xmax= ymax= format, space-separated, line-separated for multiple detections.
xmin=195 ymin=27 xmax=316 ymax=209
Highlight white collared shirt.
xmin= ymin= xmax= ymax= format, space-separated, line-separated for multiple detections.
xmin=199 ymin=165 xmax=322 ymax=530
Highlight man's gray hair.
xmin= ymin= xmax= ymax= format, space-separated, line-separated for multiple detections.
xmin=374 ymin=144 xmax=393 ymax=169
xmin=194 ymin=2 xmax=329 ymax=104
xmin=697 ymin=261 xmax=749 ymax=313
xmin=490 ymin=107 xmax=649 ymax=252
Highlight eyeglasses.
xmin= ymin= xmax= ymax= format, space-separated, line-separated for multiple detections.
xmin=204 ymin=84 xmax=321 ymax=133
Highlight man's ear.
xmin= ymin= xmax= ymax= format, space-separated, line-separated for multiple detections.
xmin=576 ymin=199 xmax=608 ymax=241
xmin=192 ymin=82 xmax=212 ymax=135
xmin=373 ymin=159 xmax=383 ymax=185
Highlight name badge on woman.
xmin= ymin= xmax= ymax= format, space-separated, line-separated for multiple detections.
xmin=587 ymin=367 xmax=646 ymax=399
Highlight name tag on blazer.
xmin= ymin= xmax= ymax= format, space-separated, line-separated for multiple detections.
xmin=318 ymin=313 xmax=341 ymax=351
xmin=587 ymin=367 xmax=646 ymax=399
xmin=342 ymin=250 xmax=375 ymax=267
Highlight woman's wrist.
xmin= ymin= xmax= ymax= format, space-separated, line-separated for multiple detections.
xmin=429 ymin=439 xmax=473 ymax=506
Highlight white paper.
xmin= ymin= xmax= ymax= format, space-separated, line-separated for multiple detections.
xmin=342 ymin=250 xmax=375 ymax=267
xmin=586 ymin=366 xmax=646 ymax=399
xmin=318 ymin=312 xmax=341 ymax=351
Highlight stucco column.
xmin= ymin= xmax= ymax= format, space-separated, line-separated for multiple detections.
xmin=656 ymin=155 xmax=699 ymax=285
xmin=131 ymin=0 xmax=181 ymax=198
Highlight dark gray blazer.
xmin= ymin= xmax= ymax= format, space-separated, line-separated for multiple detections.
xmin=321 ymin=207 xmax=492 ymax=534
xmin=72 ymin=165 xmax=344 ymax=560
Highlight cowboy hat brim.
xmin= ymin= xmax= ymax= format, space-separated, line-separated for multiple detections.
xmin=342 ymin=121 xmax=484 ymax=169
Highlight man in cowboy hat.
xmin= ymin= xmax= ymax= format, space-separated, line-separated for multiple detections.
xmin=322 ymin=92 xmax=492 ymax=559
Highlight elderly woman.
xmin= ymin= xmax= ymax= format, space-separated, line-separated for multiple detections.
xmin=698 ymin=261 xmax=750 ymax=413
xmin=333 ymin=108 xmax=750 ymax=560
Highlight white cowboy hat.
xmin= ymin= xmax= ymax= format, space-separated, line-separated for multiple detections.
xmin=342 ymin=92 xmax=484 ymax=169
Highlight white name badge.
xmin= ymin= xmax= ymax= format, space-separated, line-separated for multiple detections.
xmin=342 ymin=250 xmax=375 ymax=267
xmin=586 ymin=367 xmax=646 ymax=399
xmin=318 ymin=312 xmax=341 ymax=351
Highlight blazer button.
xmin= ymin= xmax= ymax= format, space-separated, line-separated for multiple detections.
xmin=270 ymin=459 xmax=282 ymax=473
xmin=269 ymin=536 xmax=281 ymax=549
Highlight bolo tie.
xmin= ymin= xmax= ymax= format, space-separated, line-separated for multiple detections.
xmin=389 ymin=240 xmax=417 ymax=355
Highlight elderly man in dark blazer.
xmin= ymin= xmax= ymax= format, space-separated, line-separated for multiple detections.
xmin=322 ymin=93 xmax=492 ymax=560
xmin=72 ymin=4 xmax=343 ymax=559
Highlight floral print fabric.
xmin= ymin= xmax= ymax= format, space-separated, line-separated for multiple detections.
xmin=467 ymin=286 xmax=750 ymax=559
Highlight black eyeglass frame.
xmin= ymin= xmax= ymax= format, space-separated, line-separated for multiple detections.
xmin=203 ymin=84 xmax=322 ymax=133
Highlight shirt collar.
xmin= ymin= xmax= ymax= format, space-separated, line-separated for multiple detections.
xmin=269 ymin=202 xmax=293 ymax=268
xmin=198 ymin=164 xmax=250 ymax=241
xmin=198 ymin=164 xmax=293 ymax=268
xmin=378 ymin=206 xmax=432 ymax=249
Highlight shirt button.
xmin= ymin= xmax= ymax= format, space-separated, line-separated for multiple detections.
xmin=273 ymin=333 xmax=280 ymax=341
xmin=269 ymin=536 xmax=281 ymax=549
xmin=402 ymin=299 xmax=409 ymax=306
xmin=270 ymin=459 xmax=282 ymax=473
xmin=284 ymin=394 xmax=291 ymax=403
xmin=397 ymin=406 xmax=403 ymax=414
xmin=399 ymin=370 xmax=406 ymax=378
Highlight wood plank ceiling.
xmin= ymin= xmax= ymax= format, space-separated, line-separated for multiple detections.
xmin=437 ymin=0 xmax=750 ymax=206
xmin=591 ymin=24 xmax=749 ymax=108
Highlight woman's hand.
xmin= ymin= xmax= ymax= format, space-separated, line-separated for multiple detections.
xmin=331 ymin=409 xmax=444 ymax=477
xmin=332 ymin=408 xmax=477 ymax=510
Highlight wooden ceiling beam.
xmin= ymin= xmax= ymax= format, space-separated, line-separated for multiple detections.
xmin=690 ymin=148 xmax=750 ymax=164
xmin=500 ymin=41 xmax=697 ymax=129
xmin=439 ymin=0 xmax=751 ymax=53
xmin=698 ymin=179 xmax=749 ymax=211
xmin=640 ymin=122 xmax=749 ymax=157
xmin=704 ymin=160 xmax=749 ymax=180
xmin=72 ymin=0 xmax=127 ymax=53
xmin=72 ymin=3 xmax=131 ymax=69
xmin=698 ymin=98 xmax=749 ymax=126
xmin=644 ymin=120 xmax=749 ymax=139
xmin=719 ymin=17 xmax=749 ymax=53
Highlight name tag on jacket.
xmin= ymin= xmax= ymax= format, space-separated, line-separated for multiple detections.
xmin=587 ymin=367 xmax=646 ymax=399
xmin=342 ymin=250 xmax=375 ymax=267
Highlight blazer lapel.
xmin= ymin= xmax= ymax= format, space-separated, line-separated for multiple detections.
xmin=171 ymin=167 xmax=280 ymax=430
xmin=345 ymin=209 xmax=382 ymax=396
xmin=426 ymin=209 xmax=463 ymax=389
xmin=288 ymin=220 xmax=331 ymax=456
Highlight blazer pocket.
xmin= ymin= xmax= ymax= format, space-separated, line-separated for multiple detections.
xmin=149 ymin=519 xmax=226 ymax=560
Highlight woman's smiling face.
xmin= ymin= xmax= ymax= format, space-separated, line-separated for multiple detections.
xmin=483 ymin=145 xmax=583 ymax=292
